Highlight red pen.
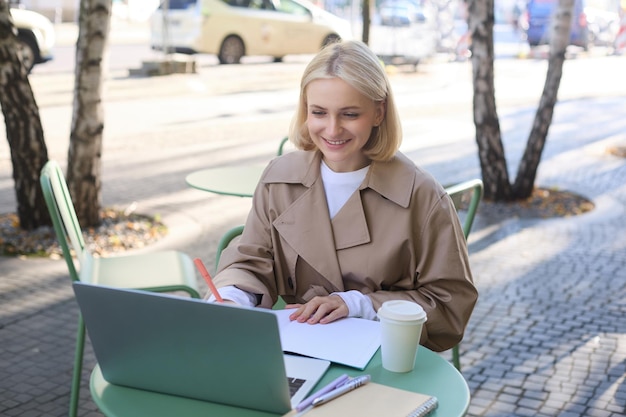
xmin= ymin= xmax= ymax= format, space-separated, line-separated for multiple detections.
xmin=193 ymin=258 xmax=224 ymax=303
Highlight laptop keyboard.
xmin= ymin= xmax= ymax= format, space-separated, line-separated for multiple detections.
xmin=288 ymin=377 xmax=306 ymax=397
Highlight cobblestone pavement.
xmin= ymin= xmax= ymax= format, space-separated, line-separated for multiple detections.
xmin=1 ymin=22 xmax=625 ymax=417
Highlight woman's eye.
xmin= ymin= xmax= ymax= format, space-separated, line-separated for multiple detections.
xmin=344 ymin=113 xmax=359 ymax=118
xmin=311 ymin=110 xmax=325 ymax=116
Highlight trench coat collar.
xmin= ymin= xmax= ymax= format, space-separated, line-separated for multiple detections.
xmin=262 ymin=151 xmax=416 ymax=287
xmin=263 ymin=150 xmax=416 ymax=209
xmin=362 ymin=151 xmax=415 ymax=209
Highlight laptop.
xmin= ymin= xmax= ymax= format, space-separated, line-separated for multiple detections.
xmin=72 ymin=282 xmax=330 ymax=414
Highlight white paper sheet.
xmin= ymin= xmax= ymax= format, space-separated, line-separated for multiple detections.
xmin=271 ymin=309 xmax=381 ymax=370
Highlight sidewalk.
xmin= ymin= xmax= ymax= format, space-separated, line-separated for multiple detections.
xmin=1 ymin=64 xmax=626 ymax=416
xmin=54 ymin=18 xmax=150 ymax=48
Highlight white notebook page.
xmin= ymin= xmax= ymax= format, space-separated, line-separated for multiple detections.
xmin=271 ymin=309 xmax=381 ymax=370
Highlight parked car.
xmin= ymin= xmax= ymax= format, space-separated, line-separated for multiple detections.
xmin=150 ymin=0 xmax=353 ymax=64
xmin=379 ymin=0 xmax=428 ymax=27
xmin=584 ymin=6 xmax=620 ymax=46
xmin=522 ymin=0 xmax=590 ymax=49
xmin=10 ymin=8 xmax=55 ymax=72
xmin=369 ymin=0 xmax=439 ymax=67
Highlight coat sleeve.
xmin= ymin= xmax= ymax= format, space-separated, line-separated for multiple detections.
xmin=368 ymin=190 xmax=478 ymax=352
xmin=212 ymin=167 xmax=280 ymax=308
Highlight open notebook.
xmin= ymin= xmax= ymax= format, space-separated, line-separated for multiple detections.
xmin=271 ymin=309 xmax=381 ymax=370
xmin=72 ymin=282 xmax=330 ymax=414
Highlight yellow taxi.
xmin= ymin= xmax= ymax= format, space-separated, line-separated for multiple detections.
xmin=150 ymin=0 xmax=353 ymax=64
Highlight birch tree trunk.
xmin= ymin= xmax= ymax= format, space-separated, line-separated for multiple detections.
xmin=362 ymin=0 xmax=371 ymax=44
xmin=67 ymin=0 xmax=112 ymax=227
xmin=0 ymin=1 xmax=50 ymax=230
xmin=468 ymin=0 xmax=511 ymax=201
xmin=470 ymin=0 xmax=575 ymax=201
xmin=513 ymin=0 xmax=573 ymax=196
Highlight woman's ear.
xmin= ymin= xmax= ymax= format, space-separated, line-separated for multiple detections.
xmin=375 ymin=100 xmax=386 ymax=127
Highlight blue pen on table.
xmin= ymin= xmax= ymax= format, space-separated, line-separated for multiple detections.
xmin=311 ymin=374 xmax=371 ymax=407
xmin=295 ymin=373 xmax=350 ymax=412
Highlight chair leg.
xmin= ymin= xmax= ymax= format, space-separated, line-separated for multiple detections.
xmin=452 ymin=344 xmax=461 ymax=372
xmin=69 ymin=315 xmax=86 ymax=417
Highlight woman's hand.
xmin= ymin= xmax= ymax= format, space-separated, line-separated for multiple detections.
xmin=286 ymin=295 xmax=348 ymax=324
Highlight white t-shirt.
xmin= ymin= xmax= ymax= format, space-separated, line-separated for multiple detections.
xmin=321 ymin=160 xmax=369 ymax=219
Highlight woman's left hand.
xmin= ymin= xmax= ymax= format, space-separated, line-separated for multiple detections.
xmin=286 ymin=295 xmax=348 ymax=324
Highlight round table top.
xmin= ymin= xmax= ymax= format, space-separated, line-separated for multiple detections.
xmin=90 ymin=347 xmax=469 ymax=417
xmin=185 ymin=165 xmax=265 ymax=198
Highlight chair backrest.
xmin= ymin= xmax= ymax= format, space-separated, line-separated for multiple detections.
xmin=276 ymin=136 xmax=289 ymax=156
xmin=444 ymin=179 xmax=482 ymax=371
xmin=215 ymin=225 xmax=245 ymax=274
xmin=40 ymin=160 xmax=88 ymax=282
xmin=444 ymin=179 xmax=483 ymax=240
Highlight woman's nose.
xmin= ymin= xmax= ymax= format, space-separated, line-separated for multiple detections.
xmin=326 ymin=116 xmax=341 ymax=136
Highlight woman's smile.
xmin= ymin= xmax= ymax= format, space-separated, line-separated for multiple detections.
xmin=323 ymin=137 xmax=350 ymax=146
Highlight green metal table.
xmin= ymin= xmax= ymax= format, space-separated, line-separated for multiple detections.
xmin=90 ymin=347 xmax=470 ymax=417
xmin=185 ymin=165 xmax=265 ymax=198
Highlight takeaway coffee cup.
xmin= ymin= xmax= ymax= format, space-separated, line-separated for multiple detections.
xmin=377 ymin=300 xmax=427 ymax=373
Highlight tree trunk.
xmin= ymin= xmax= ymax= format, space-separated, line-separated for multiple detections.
xmin=362 ymin=0 xmax=371 ymax=44
xmin=0 ymin=1 xmax=50 ymax=230
xmin=67 ymin=0 xmax=112 ymax=227
xmin=513 ymin=0 xmax=573 ymax=197
xmin=469 ymin=0 xmax=512 ymax=201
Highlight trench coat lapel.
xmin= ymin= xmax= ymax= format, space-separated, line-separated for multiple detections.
xmin=273 ymin=178 xmax=344 ymax=290
xmin=331 ymin=191 xmax=371 ymax=250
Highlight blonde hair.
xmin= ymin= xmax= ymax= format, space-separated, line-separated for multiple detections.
xmin=288 ymin=40 xmax=402 ymax=161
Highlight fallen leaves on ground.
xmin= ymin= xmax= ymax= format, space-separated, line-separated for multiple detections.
xmin=607 ymin=145 xmax=626 ymax=158
xmin=475 ymin=187 xmax=595 ymax=221
xmin=0 ymin=208 xmax=167 ymax=258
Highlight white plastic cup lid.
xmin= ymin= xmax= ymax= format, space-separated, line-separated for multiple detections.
xmin=377 ymin=300 xmax=427 ymax=322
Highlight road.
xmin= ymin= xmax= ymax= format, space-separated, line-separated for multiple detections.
xmin=21 ymin=42 xmax=624 ymax=164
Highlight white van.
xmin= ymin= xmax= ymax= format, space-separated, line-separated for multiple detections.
xmin=369 ymin=0 xmax=440 ymax=68
xmin=150 ymin=0 xmax=353 ymax=64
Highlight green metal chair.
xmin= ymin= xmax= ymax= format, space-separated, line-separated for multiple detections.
xmin=277 ymin=136 xmax=289 ymax=156
xmin=444 ymin=179 xmax=483 ymax=372
xmin=40 ymin=160 xmax=201 ymax=417
xmin=214 ymin=224 xmax=245 ymax=275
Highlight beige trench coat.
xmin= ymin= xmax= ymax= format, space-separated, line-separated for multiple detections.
xmin=214 ymin=150 xmax=478 ymax=351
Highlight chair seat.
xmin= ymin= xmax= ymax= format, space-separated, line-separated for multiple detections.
xmin=81 ymin=251 xmax=199 ymax=295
